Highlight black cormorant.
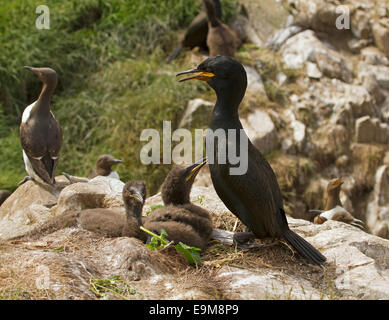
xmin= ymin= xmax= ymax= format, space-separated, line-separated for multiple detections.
xmin=177 ymin=56 xmax=326 ymax=265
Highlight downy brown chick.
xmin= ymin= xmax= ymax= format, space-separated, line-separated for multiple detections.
xmin=11 ymin=181 xmax=146 ymax=241
xmin=143 ymin=159 xmax=213 ymax=250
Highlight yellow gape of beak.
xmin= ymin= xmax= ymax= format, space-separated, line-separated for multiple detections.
xmin=185 ymin=158 xmax=208 ymax=182
xmin=176 ymin=69 xmax=215 ymax=82
xmin=129 ymin=193 xmax=143 ymax=203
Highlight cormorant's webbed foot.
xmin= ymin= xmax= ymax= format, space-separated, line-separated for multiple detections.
xmin=233 ymin=231 xmax=258 ymax=249
xmin=18 ymin=176 xmax=31 ymax=186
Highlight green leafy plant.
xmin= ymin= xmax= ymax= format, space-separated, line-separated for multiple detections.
xmin=140 ymin=226 xmax=201 ymax=266
xmin=89 ymin=275 xmax=139 ymax=300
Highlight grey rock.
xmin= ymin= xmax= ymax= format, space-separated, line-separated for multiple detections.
xmin=240 ymin=109 xmax=280 ymax=154
xmin=178 ymin=98 xmax=214 ymax=129
xmin=366 ymin=165 xmax=389 ymax=239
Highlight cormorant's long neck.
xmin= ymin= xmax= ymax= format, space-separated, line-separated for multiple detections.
xmin=214 ymin=0 xmax=222 ymax=18
xmin=34 ymin=81 xmax=56 ymax=114
xmin=211 ymin=86 xmax=245 ymax=128
xmin=204 ymin=0 xmax=220 ymax=27
xmin=325 ymin=191 xmax=342 ymax=210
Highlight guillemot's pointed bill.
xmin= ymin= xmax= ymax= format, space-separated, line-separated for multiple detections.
xmin=20 ymin=66 xmax=62 ymax=186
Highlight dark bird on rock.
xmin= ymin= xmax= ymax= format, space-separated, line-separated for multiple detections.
xmin=167 ymin=0 xmax=222 ymax=62
xmin=20 ymin=67 xmax=62 ymax=186
xmin=88 ymin=154 xmax=123 ymax=179
xmin=177 ymin=56 xmax=326 ymax=265
xmin=11 ymin=180 xmax=147 ymax=241
xmin=0 ymin=190 xmax=11 ymax=206
xmin=309 ymin=178 xmax=365 ymax=230
xmin=203 ymin=0 xmax=240 ymax=57
xmin=143 ymin=159 xmax=213 ymax=250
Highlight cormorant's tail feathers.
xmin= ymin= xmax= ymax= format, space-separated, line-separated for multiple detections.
xmin=282 ymin=229 xmax=326 ymax=266
xmin=167 ymin=45 xmax=183 ymax=63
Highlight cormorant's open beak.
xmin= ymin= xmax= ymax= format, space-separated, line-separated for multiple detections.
xmin=185 ymin=158 xmax=208 ymax=182
xmin=176 ymin=69 xmax=215 ymax=82
xmin=130 ymin=191 xmax=144 ymax=204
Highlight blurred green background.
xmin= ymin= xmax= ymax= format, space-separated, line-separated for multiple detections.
xmin=0 ymin=0 xmax=238 ymax=193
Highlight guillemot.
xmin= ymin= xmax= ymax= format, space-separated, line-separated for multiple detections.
xmin=88 ymin=154 xmax=123 ymax=179
xmin=309 ymin=178 xmax=365 ymax=230
xmin=19 ymin=66 xmax=62 ymax=186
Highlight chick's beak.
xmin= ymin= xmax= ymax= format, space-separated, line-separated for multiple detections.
xmin=176 ymin=69 xmax=215 ymax=82
xmin=185 ymin=158 xmax=208 ymax=182
xmin=130 ymin=191 xmax=144 ymax=204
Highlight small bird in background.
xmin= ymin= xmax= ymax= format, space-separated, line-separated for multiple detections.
xmin=309 ymin=178 xmax=365 ymax=230
xmin=88 ymin=154 xmax=123 ymax=179
xmin=203 ymin=0 xmax=240 ymax=57
xmin=63 ymin=154 xmax=123 ymax=184
xmin=19 ymin=67 xmax=62 ymax=186
xmin=167 ymin=0 xmax=222 ymax=62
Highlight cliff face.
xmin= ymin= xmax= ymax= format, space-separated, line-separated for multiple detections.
xmin=0 ymin=177 xmax=388 ymax=299
xmin=185 ymin=0 xmax=389 ymax=240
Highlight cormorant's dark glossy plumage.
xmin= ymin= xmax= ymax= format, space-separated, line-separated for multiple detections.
xmin=177 ymin=56 xmax=326 ymax=265
xmin=167 ymin=0 xmax=222 ymax=62
xmin=11 ymin=181 xmax=147 ymax=241
xmin=143 ymin=159 xmax=213 ymax=250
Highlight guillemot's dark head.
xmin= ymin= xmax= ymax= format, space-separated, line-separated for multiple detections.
xmin=96 ymin=154 xmax=123 ymax=172
xmin=162 ymin=158 xmax=207 ymax=205
xmin=24 ymin=66 xmax=57 ymax=86
xmin=176 ymin=56 xmax=247 ymax=98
